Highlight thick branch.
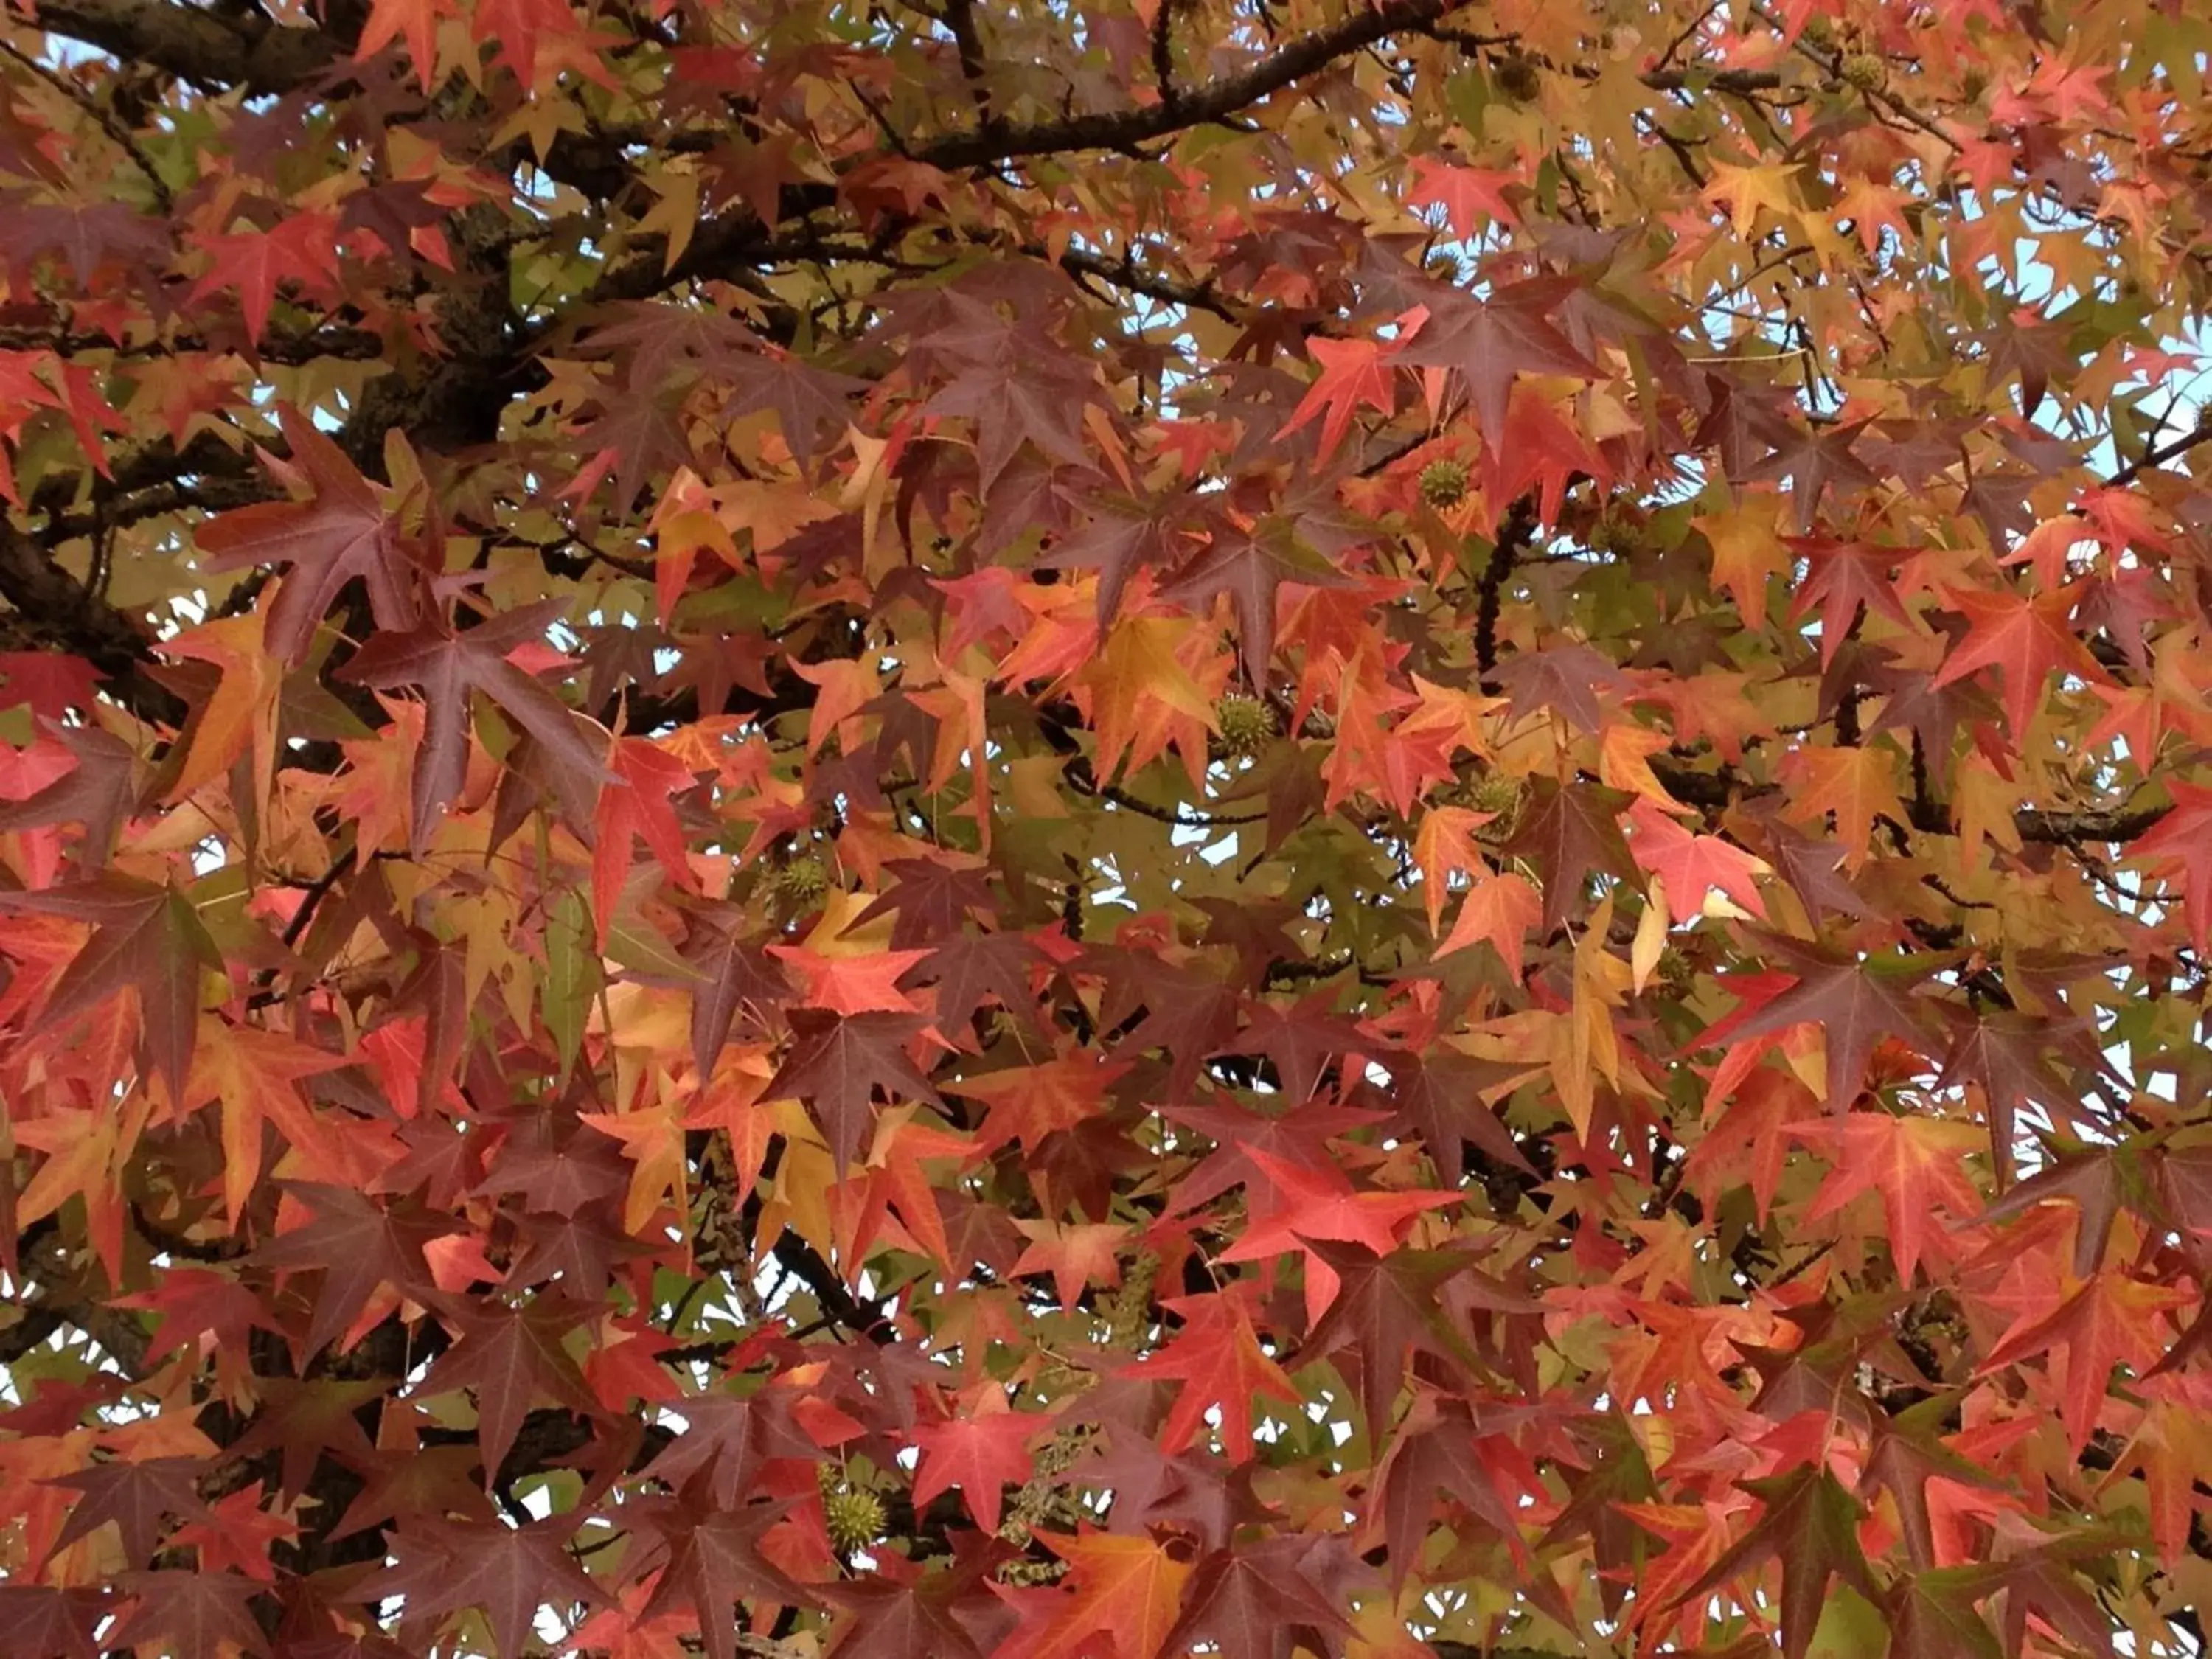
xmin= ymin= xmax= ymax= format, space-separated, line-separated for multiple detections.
xmin=10 ymin=0 xmax=344 ymax=93
xmin=0 ymin=520 xmax=170 ymax=712
xmin=912 ymin=0 xmax=1467 ymax=170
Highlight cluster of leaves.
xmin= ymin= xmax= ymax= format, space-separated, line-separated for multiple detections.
xmin=4 ymin=0 xmax=2212 ymax=1656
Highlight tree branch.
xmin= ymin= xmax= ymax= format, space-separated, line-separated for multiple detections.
xmin=8 ymin=0 xmax=344 ymax=94
xmin=912 ymin=0 xmax=1468 ymax=170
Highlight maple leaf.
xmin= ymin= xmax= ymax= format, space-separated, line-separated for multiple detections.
xmin=1790 ymin=535 xmax=1916 ymax=664
xmin=1122 ymin=1292 xmax=1300 ymax=1463
xmin=354 ymin=0 xmax=451 ymax=86
xmin=175 ymin=1020 xmax=347 ymax=1224
xmin=903 ymin=931 xmax=1040 ymax=1038
xmin=908 ymin=1397 xmax=1041 ymax=1533
xmin=0 ymin=720 xmax=140 ymax=868
xmin=1980 ymin=1270 xmax=2193 ymax=1451
xmin=1680 ymin=1467 xmax=1877 ymax=1659
xmin=378 ymin=1516 xmax=607 ymax=1659
xmin=2127 ymin=778 xmax=2212 ymax=951
xmin=0 ymin=874 xmax=221 ymax=1096
xmin=1624 ymin=797 xmax=1768 ymax=925
xmin=1156 ymin=515 xmax=1352 ymax=684
xmin=224 ymin=1377 xmax=386 ymax=1500
xmin=821 ymin=1554 xmax=1005 ymax=1659
xmin=195 ymin=409 xmax=412 ymax=667
xmin=1388 ymin=1043 xmax=1540 ymax=1183
xmin=1935 ymin=1011 xmax=2109 ymax=1189
xmin=1788 ymin=1111 xmax=1983 ymax=1284
xmin=105 ymin=1571 xmax=269 ymax=1659
xmin=414 ymin=1297 xmax=602 ymax=1482
xmin=189 ymin=213 xmax=344 ymax=343
xmin=1397 ymin=275 xmax=1600 ymax=440
xmin=1009 ymin=1529 xmax=1199 ymax=1659
xmin=1280 ymin=333 xmax=1401 ymax=461
xmin=1708 ymin=942 xmax=1941 ymax=1109
xmin=1219 ymin=1150 xmax=1461 ymax=1322
xmin=637 ymin=1489 xmax=811 ymax=1659
xmin=248 ymin=1183 xmax=456 ymax=1358
xmin=0 ymin=652 xmax=102 ymax=720
xmin=1859 ymin=1397 xmax=2009 ymax=1572
xmin=1930 ymin=582 xmax=2112 ymax=734
xmin=593 ymin=737 xmax=700 ymax=945
xmin=1291 ymin=1240 xmax=1490 ymax=1426
xmin=765 ymin=1008 xmax=944 ymax=1172
xmin=1775 ymin=742 xmax=1910 ymax=866
xmin=683 ymin=905 xmax=796 ymax=1074
xmin=1160 ymin=1536 xmax=1357 ymax=1659
xmin=1503 ymin=779 xmax=1638 ymax=933
xmin=1164 ymin=1092 xmax=1388 ymax=1213
xmin=1492 ymin=641 xmax=1627 ymax=734
xmin=772 ymin=941 xmax=932 ymax=1015
xmin=1406 ymin=154 xmax=1520 ymax=236
xmin=925 ymin=349 xmax=1098 ymax=493
xmin=1042 ymin=493 xmax=1200 ymax=630
xmin=46 ymin=1455 xmax=212 ymax=1569
xmin=0 ymin=1585 xmax=107 ymax=1659
xmin=1079 ymin=616 xmax=1220 ymax=785
xmin=338 ymin=599 xmax=611 ymax=847
xmin=158 ymin=610 xmax=283 ymax=807
xmin=1011 ymin=1216 xmax=1127 ymax=1308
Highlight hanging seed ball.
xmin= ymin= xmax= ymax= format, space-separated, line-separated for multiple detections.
xmin=1493 ymin=53 xmax=1542 ymax=102
xmin=1215 ymin=694 xmax=1278 ymax=757
xmin=1840 ymin=53 xmax=1886 ymax=91
xmin=1802 ymin=14 xmax=1839 ymax=46
xmin=774 ymin=855 xmax=830 ymax=906
xmin=1425 ymin=249 xmax=1465 ymax=283
xmin=1419 ymin=459 xmax=1470 ymax=509
xmin=824 ymin=1484 xmax=886 ymax=1551
xmin=1469 ymin=772 xmax=1527 ymax=842
xmin=1656 ymin=945 xmax=1695 ymax=996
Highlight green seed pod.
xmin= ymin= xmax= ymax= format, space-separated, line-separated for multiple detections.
xmin=1841 ymin=53 xmax=1885 ymax=91
xmin=1493 ymin=54 xmax=1542 ymax=102
xmin=775 ymin=855 xmax=830 ymax=906
xmin=824 ymin=1484 xmax=886 ymax=1551
xmin=1419 ymin=459 xmax=1470 ymax=509
xmin=1215 ymin=694 xmax=1278 ymax=757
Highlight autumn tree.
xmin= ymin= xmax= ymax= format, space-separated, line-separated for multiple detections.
xmin=2 ymin=0 xmax=2212 ymax=1654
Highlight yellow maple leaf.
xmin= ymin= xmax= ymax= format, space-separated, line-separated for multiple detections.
xmin=159 ymin=608 xmax=282 ymax=809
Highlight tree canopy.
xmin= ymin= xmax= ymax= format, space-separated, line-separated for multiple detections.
xmin=1 ymin=0 xmax=2211 ymax=1655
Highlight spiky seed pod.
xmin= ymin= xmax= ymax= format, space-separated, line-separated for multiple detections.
xmin=773 ymin=855 xmax=829 ymax=906
xmin=1841 ymin=53 xmax=1885 ymax=91
xmin=1493 ymin=54 xmax=1541 ymax=102
xmin=1215 ymin=694 xmax=1277 ymax=757
xmin=824 ymin=1484 xmax=886 ymax=1551
xmin=1419 ymin=459 xmax=1470 ymax=509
